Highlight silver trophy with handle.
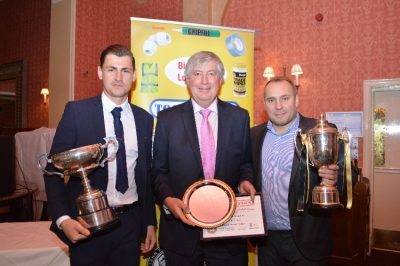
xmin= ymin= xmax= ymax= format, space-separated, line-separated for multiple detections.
xmin=295 ymin=114 xmax=353 ymax=209
xmin=38 ymin=136 xmax=120 ymax=232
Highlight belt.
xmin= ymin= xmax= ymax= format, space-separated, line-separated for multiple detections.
xmin=268 ymin=229 xmax=292 ymax=234
xmin=111 ymin=201 xmax=139 ymax=214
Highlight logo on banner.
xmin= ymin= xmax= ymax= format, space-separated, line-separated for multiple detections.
xmin=149 ymin=99 xmax=185 ymax=117
xmin=146 ymin=247 xmax=166 ymax=266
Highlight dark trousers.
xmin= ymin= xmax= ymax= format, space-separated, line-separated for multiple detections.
xmin=164 ymin=239 xmax=248 ymax=266
xmin=257 ymin=230 xmax=326 ymax=266
xmin=69 ymin=205 xmax=141 ymax=266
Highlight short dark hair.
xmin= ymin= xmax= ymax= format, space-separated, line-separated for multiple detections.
xmin=99 ymin=44 xmax=135 ymax=70
xmin=184 ymin=51 xmax=225 ymax=78
xmin=264 ymin=76 xmax=297 ymax=97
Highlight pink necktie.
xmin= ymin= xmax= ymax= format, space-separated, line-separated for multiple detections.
xmin=200 ymin=109 xmax=216 ymax=179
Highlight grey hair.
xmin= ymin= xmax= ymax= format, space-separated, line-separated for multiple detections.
xmin=184 ymin=51 xmax=225 ymax=78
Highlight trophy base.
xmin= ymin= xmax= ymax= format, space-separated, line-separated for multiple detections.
xmin=77 ymin=207 xmax=120 ymax=233
xmin=312 ymin=185 xmax=343 ymax=209
xmin=87 ymin=217 xmax=120 ymax=234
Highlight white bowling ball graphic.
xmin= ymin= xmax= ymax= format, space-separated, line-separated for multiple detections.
xmin=148 ymin=34 xmax=157 ymax=42
xmin=143 ymin=39 xmax=158 ymax=56
xmin=155 ymin=32 xmax=171 ymax=46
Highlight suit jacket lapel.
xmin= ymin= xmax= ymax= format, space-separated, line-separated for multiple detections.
xmin=181 ymin=101 xmax=203 ymax=172
xmin=92 ymin=95 xmax=107 ymax=142
xmin=289 ymin=114 xmax=318 ymax=210
xmin=130 ymin=104 xmax=143 ymax=157
xmin=88 ymin=95 xmax=108 ymax=189
xmin=215 ymin=100 xmax=230 ymax=177
xmin=291 ymin=114 xmax=316 ymax=175
xmin=290 ymin=114 xmax=309 ymax=189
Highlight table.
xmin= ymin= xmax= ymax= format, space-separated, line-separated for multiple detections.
xmin=15 ymin=127 xmax=56 ymax=220
xmin=0 ymin=221 xmax=69 ymax=265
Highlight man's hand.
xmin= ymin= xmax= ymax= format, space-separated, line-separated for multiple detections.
xmin=141 ymin=225 xmax=156 ymax=254
xmin=163 ymin=197 xmax=196 ymax=226
xmin=239 ymin=180 xmax=256 ymax=200
xmin=60 ymin=218 xmax=90 ymax=243
xmin=318 ymin=164 xmax=339 ymax=186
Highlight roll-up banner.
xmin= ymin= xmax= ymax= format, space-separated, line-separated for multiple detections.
xmin=130 ymin=17 xmax=254 ymax=125
xmin=131 ymin=18 xmax=256 ymax=266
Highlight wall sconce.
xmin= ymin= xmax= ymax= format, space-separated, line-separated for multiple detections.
xmin=291 ymin=64 xmax=303 ymax=87
xmin=263 ymin=66 xmax=275 ymax=81
xmin=41 ymin=88 xmax=49 ymax=103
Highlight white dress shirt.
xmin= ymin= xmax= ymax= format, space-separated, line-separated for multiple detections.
xmin=102 ymin=93 xmax=139 ymax=206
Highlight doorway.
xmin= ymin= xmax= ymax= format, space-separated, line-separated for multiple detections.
xmin=363 ymin=79 xmax=400 ymax=252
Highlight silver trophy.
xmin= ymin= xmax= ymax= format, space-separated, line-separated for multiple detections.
xmin=38 ymin=136 xmax=120 ymax=232
xmin=295 ymin=114 xmax=351 ymax=208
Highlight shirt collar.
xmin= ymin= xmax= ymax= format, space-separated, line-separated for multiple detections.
xmin=191 ymin=98 xmax=218 ymax=114
xmin=102 ymin=92 xmax=130 ymax=113
xmin=267 ymin=112 xmax=300 ymax=135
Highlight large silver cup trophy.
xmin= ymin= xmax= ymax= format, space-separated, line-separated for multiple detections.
xmin=295 ymin=114 xmax=353 ymax=209
xmin=38 ymin=137 xmax=120 ymax=232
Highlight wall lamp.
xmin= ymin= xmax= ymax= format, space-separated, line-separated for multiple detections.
xmin=41 ymin=88 xmax=49 ymax=103
xmin=290 ymin=64 xmax=303 ymax=88
xmin=263 ymin=64 xmax=303 ymax=88
xmin=263 ymin=66 xmax=275 ymax=81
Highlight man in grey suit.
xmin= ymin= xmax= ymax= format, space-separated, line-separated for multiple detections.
xmin=44 ymin=44 xmax=156 ymax=265
xmin=152 ymin=51 xmax=256 ymax=266
xmin=250 ymin=76 xmax=340 ymax=265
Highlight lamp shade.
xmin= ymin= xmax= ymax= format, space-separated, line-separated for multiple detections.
xmin=263 ymin=66 xmax=275 ymax=78
xmin=40 ymin=88 xmax=49 ymax=103
xmin=291 ymin=64 xmax=303 ymax=75
xmin=41 ymin=88 xmax=49 ymax=95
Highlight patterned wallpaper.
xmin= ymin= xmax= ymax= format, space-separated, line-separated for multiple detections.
xmin=0 ymin=0 xmax=50 ymax=128
xmin=224 ymin=0 xmax=400 ymax=126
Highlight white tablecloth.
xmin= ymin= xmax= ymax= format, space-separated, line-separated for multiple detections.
xmin=15 ymin=127 xmax=56 ymax=220
xmin=0 ymin=221 xmax=69 ymax=266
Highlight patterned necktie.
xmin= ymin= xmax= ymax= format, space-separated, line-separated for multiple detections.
xmin=199 ymin=109 xmax=216 ymax=179
xmin=111 ymin=107 xmax=128 ymax=194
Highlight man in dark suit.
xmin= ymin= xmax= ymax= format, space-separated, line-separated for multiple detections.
xmin=250 ymin=76 xmax=340 ymax=265
xmin=152 ymin=51 xmax=256 ymax=265
xmin=44 ymin=44 xmax=156 ymax=266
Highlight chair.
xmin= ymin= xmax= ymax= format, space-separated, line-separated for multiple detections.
xmin=329 ymin=177 xmax=370 ymax=265
xmin=0 ymin=135 xmax=16 ymax=197
xmin=0 ymin=128 xmax=35 ymax=222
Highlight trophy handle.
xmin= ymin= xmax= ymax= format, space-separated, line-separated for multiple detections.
xmin=339 ymin=127 xmax=353 ymax=209
xmin=294 ymin=128 xmax=312 ymax=211
xmin=294 ymin=128 xmax=303 ymax=158
xmin=339 ymin=127 xmax=352 ymax=144
xmin=294 ymin=128 xmax=316 ymax=168
xmin=99 ymin=136 xmax=119 ymax=167
xmin=37 ymin=153 xmax=64 ymax=178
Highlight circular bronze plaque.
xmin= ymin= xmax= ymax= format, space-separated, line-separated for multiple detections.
xmin=182 ymin=179 xmax=236 ymax=228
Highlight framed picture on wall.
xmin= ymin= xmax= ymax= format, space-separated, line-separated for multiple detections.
xmin=326 ymin=111 xmax=363 ymax=138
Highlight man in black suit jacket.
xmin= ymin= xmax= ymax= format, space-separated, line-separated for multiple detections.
xmin=152 ymin=51 xmax=256 ymax=265
xmin=44 ymin=44 xmax=156 ymax=266
xmin=250 ymin=76 xmax=341 ymax=265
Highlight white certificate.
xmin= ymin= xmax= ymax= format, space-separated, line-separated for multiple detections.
xmin=201 ymin=193 xmax=267 ymax=239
